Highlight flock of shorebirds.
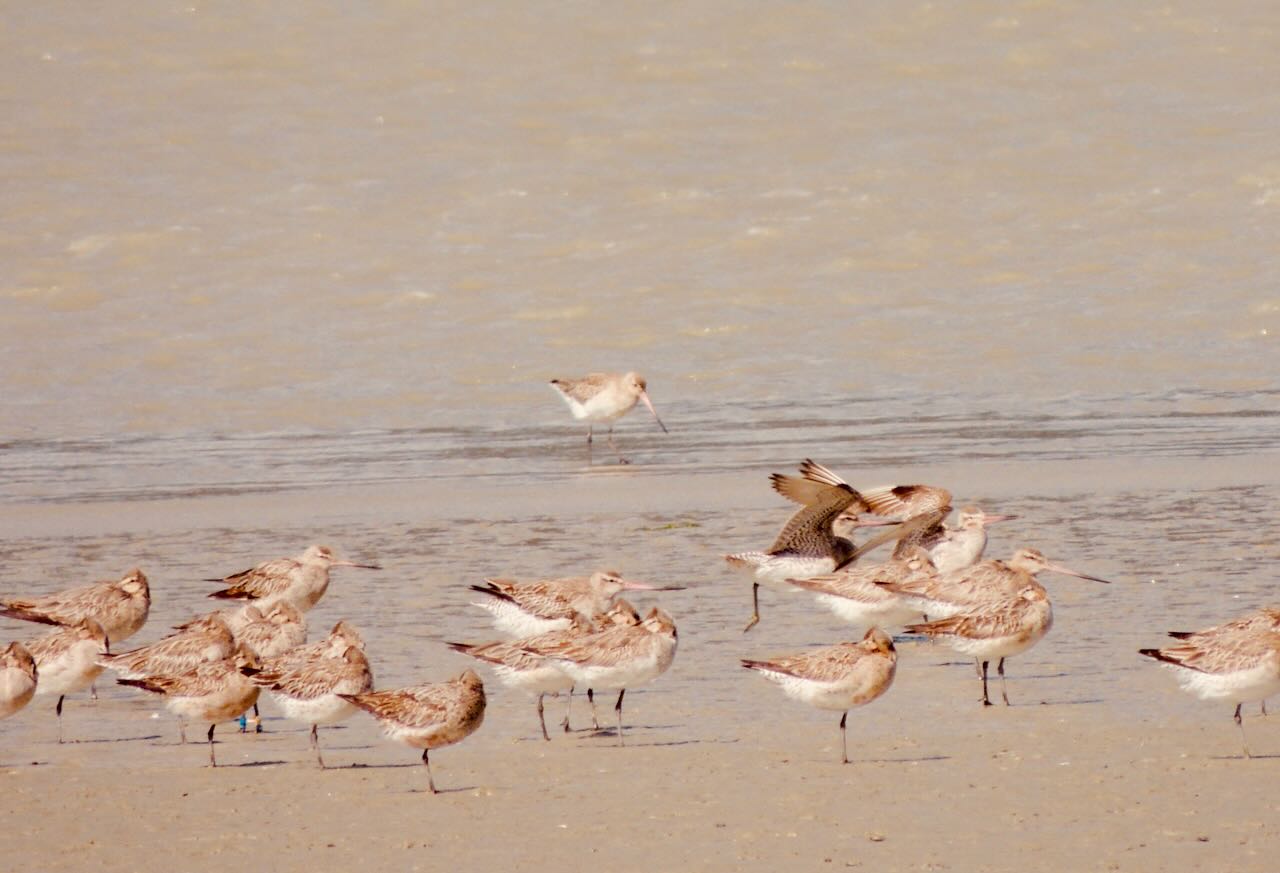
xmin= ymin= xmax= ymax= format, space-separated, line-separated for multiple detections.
xmin=2 ymin=371 xmax=1278 ymax=791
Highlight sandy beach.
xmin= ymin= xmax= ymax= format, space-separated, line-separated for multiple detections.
xmin=4 ymin=1 xmax=1280 ymax=870
xmin=3 ymin=460 xmax=1279 ymax=873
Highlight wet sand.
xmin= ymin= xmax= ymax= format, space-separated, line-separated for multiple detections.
xmin=2 ymin=457 xmax=1278 ymax=872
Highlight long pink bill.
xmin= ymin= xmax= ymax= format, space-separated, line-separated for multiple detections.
xmin=639 ymin=391 xmax=669 ymax=434
xmin=1045 ymin=562 xmax=1112 ymax=584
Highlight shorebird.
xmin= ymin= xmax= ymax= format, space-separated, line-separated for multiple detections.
xmin=1141 ymin=610 xmax=1280 ymax=756
xmin=117 ymin=649 xmax=261 ymax=766
xmin=341 ymin=669 xmax=487 ymax=794
xmin=742 ymin=627 xmax=898 ymax=764
xmin=726 ymin=460 xmax=898 ymax=632
xmin=2 ymin=568 xmax=150 ymax=644
xmin=25 ymin=619 xmax=109 ymax=742
xmin=0 ymin=642 xmax=38 ymax=720
xmin=1166 ymin=607 xmax=1280 ymax=715
xmin=784 ymin=554 xmax=935 ymax=632
xmin=905 ymin=584 xmax=1055 ymax=707
xmin=469 ymin=570 xmax=655 ymax=638
xmin=876 ymin=548 xmax=1111 ymax=621
xmin=206 ymin=545 xmax=381 ymax=612
xmin=272 ymin=619 xmax=364 ymax=667
xmin=518 ymin=607 xmax=678 ymax=746
xmin=447 ymin=614 xmax=595 ymax=741
xmin=549 ymin=371 xmax=668 ymax=464
xmin=99 ymin=612 xmax=236 ymax=681
xmin=233 ymin=602 xmax=308 ymax=660
xmin=888 ymin=506 xmax=1017 ymax=573
xmin=250 ymin=644 xmax=373 ymax=768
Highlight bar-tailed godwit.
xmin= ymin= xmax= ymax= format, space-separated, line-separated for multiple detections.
xmin=877 ymin=548 xmax=1110 ymax=621
xmin=518 ymin=607 xmax=678 ymax=746
xmin=0 ymin=642 xmax=38 ymax=720
xmin=890 ymin=506 xmax=1017 ymax=573
xmin=726 ymin=460 xmax=897 ymax=632
xmin=469 ymin=570 xmax=654 ymax=638
xmin=233 ymin=602 xmax=308 ymax=659
xmin=25 ymin=618 xmax=109 ymax=743
xmin=447 ymin=614 xmax=595 ymax=741
xmin=742 ymin=627 xmax=898 ymax=764
xmin=904 ymin=584 xmax=1051 ymax=706
xmin=2 ymin=568 xmax=150 ymax=644
xmin=1140 ymin=609 xmax=1280 ymax=757
xmin=549 ymin=371 xmax=668 ymax=464
xmin=117 ymin=649 xmax=261 ymax=766
xmin=784 ymin=554 xmax=935 ymax=632
xmin=98 ymin=611 xmax=236 ymax=681
xmin=206 ymin=545 xmax=381 ymax=612
xmin=341 ymin=669 xmax=487 ymax=794
xmin=251 ymin=644 xmax=374 ymax=768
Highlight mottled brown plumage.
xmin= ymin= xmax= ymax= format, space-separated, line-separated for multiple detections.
xmin=342 ymin=669 xmax=487 ymax=793
xmin=2 ymin=569 xmax=150 ymax=644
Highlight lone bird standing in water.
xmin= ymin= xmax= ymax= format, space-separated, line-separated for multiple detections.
xmin=549 ymin=371 xmax=668 ymax=464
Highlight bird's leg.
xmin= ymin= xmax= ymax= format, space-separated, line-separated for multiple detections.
xmin=537 ymin=693 xmax=550 ymax=741
xmin=561 ymin=686 xmax=573 ymax=733
xmin=607 ymin=426 xmax=628 ymax=464
xmin=253 ymin=701 xmax=263 ymax=733
xmin=178 ymin=717 xmax=187 ymax=744
xmin=89 ymin=681 xmax=98 ymax=701
xmin=840 ymin=711 xmax=849 ymax=764
xmin=422 ymin=748 xmax=437 ymax=794
xmin=998 ymin=658 xmax=1011 ymax=706
xmin=56 ymin=695 xmax=65 ymax=744
xmin=312 ymin=723 xmax=326 ymax=769
xmin=980 ymin=661 xmax=993 ymax=706
xmin=586 ymin=426 xmax=593 ymax=464
xmin=587 ymin=688 xmax=600 ymax=730
xmin=973 ymin=658 xmax=983 ymax=679
xmin=1262 ymin=699 xmax=1269 ymax=717
xmin=743 ymin=583 xmax=761 ymax=633
xmin=1235 ymin=703 xmax=1251 ymax=759
xmin=207 ymin=723 xmax=217 ymax=768
xmin=615 ymin=689 xmax=626 ymax=747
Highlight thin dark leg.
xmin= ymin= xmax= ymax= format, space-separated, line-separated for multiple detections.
xmin=422 ymin=748 xmax=437 ymax=794
xmin=178 ymin=718 xmax=187 ymax=744
xmin=253 ymin=701 xmax=263 ymax=733
xmin=537 ymin=693 xmax=550 ymax=741
xmin=614 ymin=689 xmax=626 ymax=747
xmin=840 ymin=711 xmax=849 ymax=764
xmin=743 ymin=583 xmax=761 ymax=632
xmin=998 ymin=658 xmax=1011 ymax=706
xmin=311 ymin=723 xmax=326 ymax=768
xmin=562 ymin=686 xmax=573 ymax=733
xmin=56 ymin=695 xmax=65 ymax=744
xmin=980 ymin=661 xmax=992 ymax=706
xmin=586 ymin=426 xmax=593 ymax=464
xmin=90 ymin=681 xmax=98 ymax=701
xmin=1235 ymin=703 xmax=1250 ymax=758
xmin=587 ymin=688 xmax=600 ymax=730
xmin=607 ymin=426 xmax=628 ymax=464
xmin=207 ymin=723 xmax=217 ymax=767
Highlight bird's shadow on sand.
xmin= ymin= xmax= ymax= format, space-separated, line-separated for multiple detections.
xmin=222 ymin=759 xmax=290 ymax=768
xmin=58 ymin=734 xmax=164 ymax=745
xmin=856 ymin=754 xmax=951 ymax=764
xmin=1208 ymin=753 xmax=1280 ymax=761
